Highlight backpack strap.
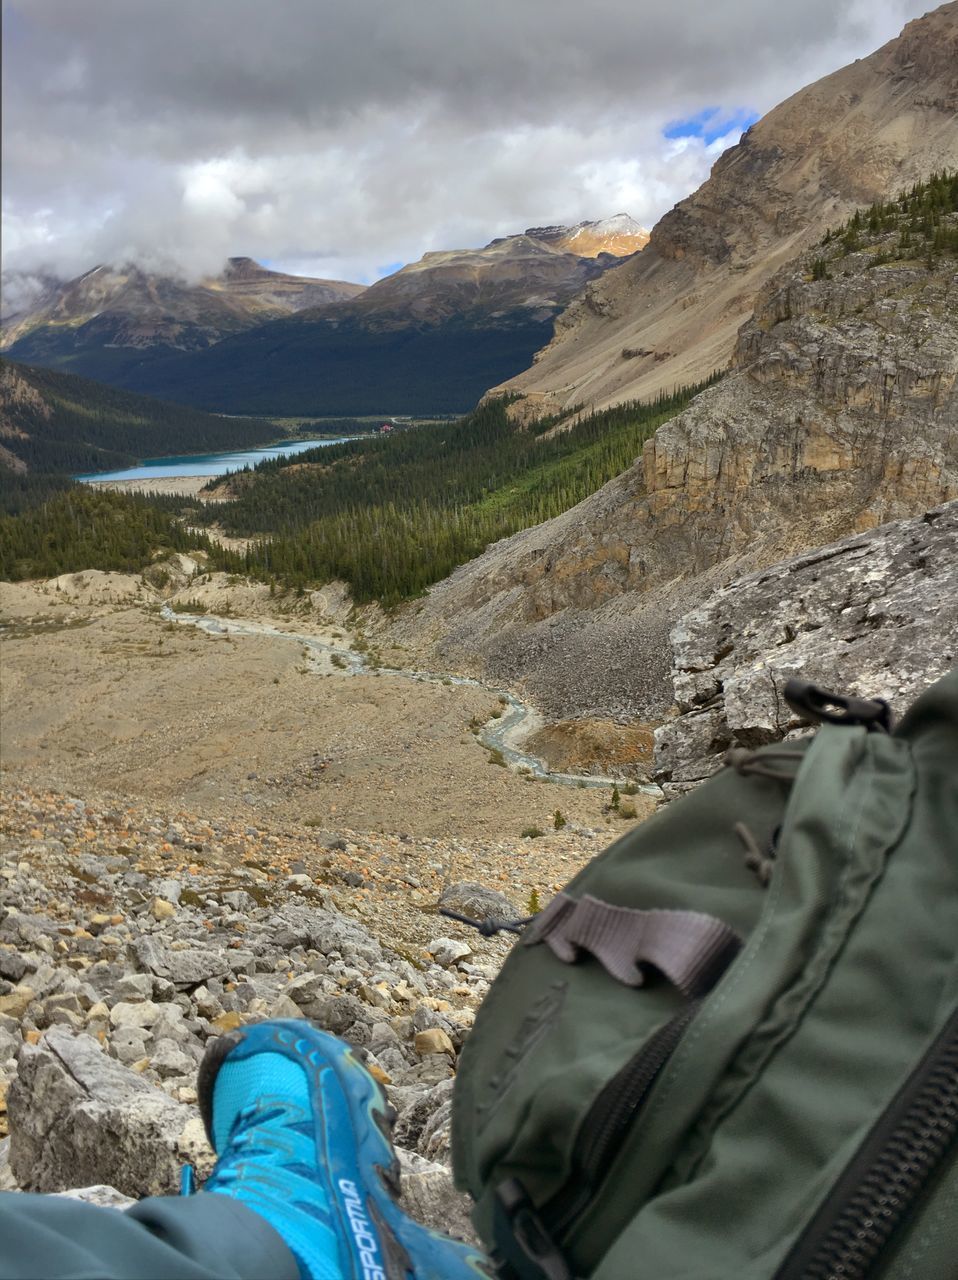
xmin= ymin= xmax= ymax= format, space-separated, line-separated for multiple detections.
xmin=522 ymin=893 xmax=743 ymax=997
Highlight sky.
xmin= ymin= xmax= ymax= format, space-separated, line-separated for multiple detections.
xmin=0 ymin=0 xmax=937 ymax=296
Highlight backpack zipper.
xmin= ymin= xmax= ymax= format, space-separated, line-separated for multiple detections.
xmin=776 ymin=1003 xmax=958 ymax=1280
xmin=541 ymin=1001 xmax=700 ymax=1239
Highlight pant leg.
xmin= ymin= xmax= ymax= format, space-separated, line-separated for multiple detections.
xmin=0 ymin=1191 xmax=300 ymax=1280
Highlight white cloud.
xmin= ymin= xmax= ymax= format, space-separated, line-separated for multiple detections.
xmin=0 ymin=0 xmax=936 ymax=285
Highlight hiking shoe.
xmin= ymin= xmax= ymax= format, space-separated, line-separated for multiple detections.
xmin=198 ymin=1019 xmax=494 ymax=1280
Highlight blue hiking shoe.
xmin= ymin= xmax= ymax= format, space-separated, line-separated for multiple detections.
xmin=198 ymin=1020 xmax=494 ymax=1280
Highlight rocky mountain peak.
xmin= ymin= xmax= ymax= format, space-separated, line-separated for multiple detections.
xmin=523 ymin=215 xmax=649 ymax=258
xmin=0 ymin=257 xmax=365 ymax=358
xmin=493 ymin=2 xmax=958 ymax=419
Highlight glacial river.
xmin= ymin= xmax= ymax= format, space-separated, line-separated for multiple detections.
xmin=161 ymin=606 xmax=662 ymax=796
xmin=75 ymin=436 xmax=352 ymax=484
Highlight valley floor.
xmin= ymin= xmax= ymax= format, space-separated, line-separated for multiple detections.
xmin=85 ymin=476 xmax=218 ymax=498
xmin=0 ymin=580 xmax=653 ymax=950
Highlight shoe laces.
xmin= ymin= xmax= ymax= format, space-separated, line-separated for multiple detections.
xmin=208 ymin=1100 xmax=310 ymax=1186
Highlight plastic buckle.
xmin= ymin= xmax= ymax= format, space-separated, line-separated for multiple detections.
xmin=783 ymin=680 xmax=893 ymax=733
xmin=493 ymin=1179 xmax=575 ymax=1280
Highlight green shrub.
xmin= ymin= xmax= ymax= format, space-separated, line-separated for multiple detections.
xmin=521 ymin=826 xmax=545 ymax=839
xmin=553 ymin=809 xmax=566 ymax=830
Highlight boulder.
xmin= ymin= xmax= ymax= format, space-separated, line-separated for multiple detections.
xmin=397 ymin=1148 xmax=478 ymax=1245
xmin=438 ymin=884 xmax=520 ymax=925
xmin=132 ymin=938 xmax=229 ymax=988
xmin=393 ymin=1078 xmax=456 ymax=1164
xmin=414 ymin=1028 xmax=455 ymax=1059
xmin=654 ymin=504 xmax=958 ymax=787
xmin=0 ymin=987 xmax=35 ymax=1020
xmin=270 ymin=906 xmax=381 ymax=966
xmin=109 ymin=1000 xmax=161 ymax=1030
xmin=7 ymin=1029 xmax=213 ymax=1197
xmin=55 ymin=1185 xmax=135 ymax=1210
xmin=426 ymin=938 xmax=473 ymax=968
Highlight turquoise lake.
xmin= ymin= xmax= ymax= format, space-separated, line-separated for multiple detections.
xmin=75 ymin=437 xmax=352 ymax=483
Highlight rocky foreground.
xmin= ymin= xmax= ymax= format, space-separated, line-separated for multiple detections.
xmin=0 ymin=785 xmax=553 ymax=1236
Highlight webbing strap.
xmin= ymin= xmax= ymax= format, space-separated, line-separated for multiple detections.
xmin=522 ymin=893 xmax=742 ymax=997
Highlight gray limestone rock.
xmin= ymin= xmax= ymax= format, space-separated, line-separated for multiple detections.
xmin=654 ymin=503 xmax=958 ymax=786
xmin=54 ymin=1184 xmax=135 ymax=1210
xmin=393 ymin=1078 xmax=456 ymax=1164
xmin=396 ymin=1148 xmax=478 ymax=1245
xmin=8 ymin=1029 xmax=213 ymax=1197
xmin=0 ymin=1026 xmax=22 ymax=1066
xmin=132 ymin=938 xmax=229 ymax=988
xmin=270 ymin=906 xmax=381 ymax=966
xmin=112 ymin=973 xmax=154 ymax=1003
xmin=109 ymin=1025 xmax=151 ymax=1067
xmin=150 ymin=1038 xmax=195 ymax=1079
xmin=438 ymin=883 xmax=520 ymax=925
xmin=0 ymin=954 xmax=28 ymax=984
xmin=0 ymin=1137 xmax=17 ymax=1191
xmin=109 ymin=1000 xmax=161 ymax=1030
xmin=426 ymin=938 xmax=473 ymax=968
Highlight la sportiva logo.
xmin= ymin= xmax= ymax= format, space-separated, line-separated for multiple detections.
xmin=338 ymin=1179 xmax=386 ymax=1280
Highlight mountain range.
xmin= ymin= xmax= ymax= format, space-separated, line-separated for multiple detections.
xmin=1 ymin=2 xmax=955 ymax=746
xmin=1 ymin=217 xmax=648 ymax=416
xmin=0 ymin=257 xmax=363 ymax=357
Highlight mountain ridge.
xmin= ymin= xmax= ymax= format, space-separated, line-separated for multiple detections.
xmin=491 ymin=1 xmax=958 ymax=421
xmin=0 ymin=259 xmax=365 ymax=355
xmin=0 ymin=357 xmax=278 ymax=478
xmin=2 ymin=217 xmax=648 ymax=414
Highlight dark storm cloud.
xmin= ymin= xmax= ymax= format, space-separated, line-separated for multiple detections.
xmin=1 ymin=0 xmax=935 ymax=286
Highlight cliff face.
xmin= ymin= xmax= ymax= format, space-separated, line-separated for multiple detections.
xmin=383 ymin=222 xmax=958 ymax=721
xmin=491 ymin=3 xmax=958 ymax=420
xmin=653 ymin=502 xmax=958 ymax=790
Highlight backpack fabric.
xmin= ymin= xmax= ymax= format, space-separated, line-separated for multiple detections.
xmin=451 ymin=671 xmax=958 ymax=1280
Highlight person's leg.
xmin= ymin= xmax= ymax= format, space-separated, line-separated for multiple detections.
xmin=199 ymin=1020 xmax=494 ymax=1280
xmin=0 ymin=1020 xmax=492 ymax=1280
xmin=0 ymin=1189 xmax=298 ymax=1280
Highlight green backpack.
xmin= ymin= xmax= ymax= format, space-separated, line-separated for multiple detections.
xmin=451 ymin=671 xmax=958 ymax=1279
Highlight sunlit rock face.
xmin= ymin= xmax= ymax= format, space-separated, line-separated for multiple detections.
xmin=492 ymin=3 xmax=958 ymax=419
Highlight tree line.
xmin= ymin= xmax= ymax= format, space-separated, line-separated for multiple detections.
xmin=0 ymin=488 xmax=219 ymax=581
xmin=207 ymin=380 xmax=720 ymax=604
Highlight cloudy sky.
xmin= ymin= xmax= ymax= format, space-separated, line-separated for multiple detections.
xmin=1 ymin=0 xmax=935 ymax=289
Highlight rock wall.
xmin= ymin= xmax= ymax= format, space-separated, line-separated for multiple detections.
xmin=653 ymin=502 xmax=958 ymax=788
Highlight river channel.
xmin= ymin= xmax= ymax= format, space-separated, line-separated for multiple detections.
xmin=161 ymin=606 xmax=662 ymax=796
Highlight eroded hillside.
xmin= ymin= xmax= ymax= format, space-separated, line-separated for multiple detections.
xmin=492 ymin=2 xmax=958 ymax=419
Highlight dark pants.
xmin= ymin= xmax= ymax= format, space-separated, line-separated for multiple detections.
xmin=0 ymin=1191 xmax=300 ymax=1280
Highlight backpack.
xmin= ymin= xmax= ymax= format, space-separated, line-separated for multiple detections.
xmin=451 ymin=671 xmax=958 ymax=1279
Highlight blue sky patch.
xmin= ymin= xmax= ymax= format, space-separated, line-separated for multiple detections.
xmin=664 ymin=107 xmax=759 ymax=145
xmin=375 ymin=260 xmax=405 ymax=280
